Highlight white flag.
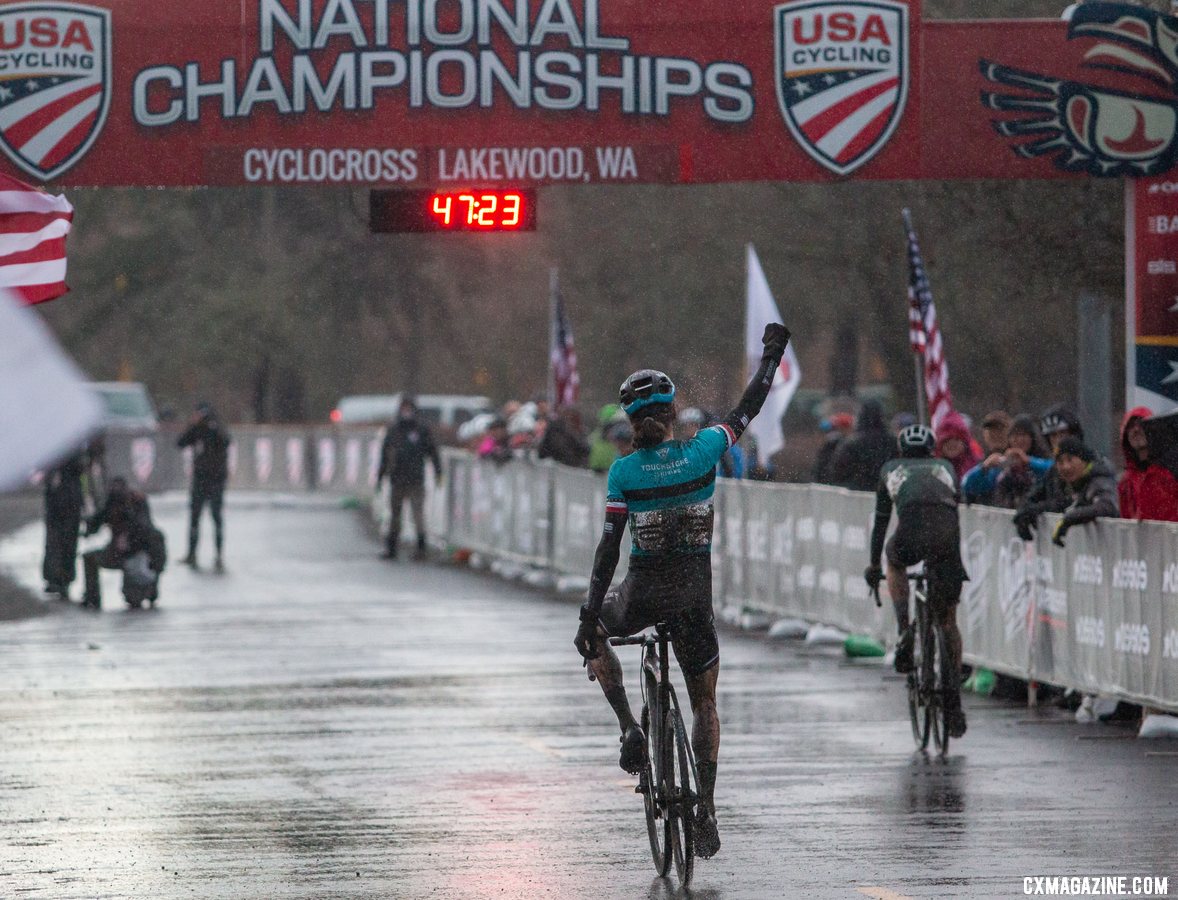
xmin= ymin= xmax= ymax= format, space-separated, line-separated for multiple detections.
xmin=0 ymin=288 xmax=102 ymax=491
xmin=745 ymin=244 xmax=801 ymax=463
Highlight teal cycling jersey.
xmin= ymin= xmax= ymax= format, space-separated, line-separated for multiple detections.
xmin=605 ymin=424 xmax=735 ymax=557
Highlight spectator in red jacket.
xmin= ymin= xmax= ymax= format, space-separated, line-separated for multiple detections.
xmin=1119 ymin=407 xmax=1178 ymax=522
xmin=936 ymin=411 xmax=981 ymax=483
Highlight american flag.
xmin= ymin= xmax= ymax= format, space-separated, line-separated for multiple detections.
xmin=0 ymin=172 xmax=73 ymax=305
xmin=904 ymin=209 xmax=952 ymax=429
xmin=550 ymin=284 xmax=579 ymax=407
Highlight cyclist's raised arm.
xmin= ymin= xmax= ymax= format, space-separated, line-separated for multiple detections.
xmin=719 ymin=323 xmax=791 ymax=445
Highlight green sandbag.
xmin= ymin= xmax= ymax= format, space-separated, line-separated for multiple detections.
xmin=844 ymin=634 xmax=886 ymax=658
xmin=971 ymin=667 xmax=996 ymax=696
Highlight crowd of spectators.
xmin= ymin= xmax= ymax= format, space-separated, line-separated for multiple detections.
xmin=814 ymin=399 xmax=1178 ymax=535
xmin=815 ymin=397 xmax=1178 ymax=733
xmin=456 ymin=395 xmax=769 ymax=480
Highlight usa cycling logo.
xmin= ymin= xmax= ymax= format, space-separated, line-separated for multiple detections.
xmin=0 ymin=3 xmax=111 ymax=181
xmin=775 ymin=0 xmax=909 ymax=176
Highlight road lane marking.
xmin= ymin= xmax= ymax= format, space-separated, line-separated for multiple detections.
xmin=513 ymin=736 xmax=565 ymax=760
xmin=856 ymin=888 xmax=913 ymax=900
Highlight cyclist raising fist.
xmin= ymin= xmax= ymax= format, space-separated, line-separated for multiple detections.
xmin=574 ymin=322 xmax=791 ymax=861
xmin=864 ymin=423 xmax=969 ymax=738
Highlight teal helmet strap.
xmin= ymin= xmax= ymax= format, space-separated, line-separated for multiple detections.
xmin=623 ymin=392 xmax=676 ymax=416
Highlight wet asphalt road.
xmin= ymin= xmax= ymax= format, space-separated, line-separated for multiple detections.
xmin=0 ymin=494 xmax=1174 ymax=899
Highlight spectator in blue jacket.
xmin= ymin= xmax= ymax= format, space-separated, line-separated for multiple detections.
xmin=964 ymin=413 xmax=1052 ymax=508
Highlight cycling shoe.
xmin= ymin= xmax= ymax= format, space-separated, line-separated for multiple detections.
xmin=945 ymin=705 xmax=967 ymax=738
xmin=893 ymin=627 xmax=914 ymax=674
xmin=618 ymin=725 xmax=646 ymax=775
xmin=694 ymin=808 xmax=721 ymax=859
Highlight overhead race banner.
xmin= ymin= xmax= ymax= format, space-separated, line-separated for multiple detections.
xmin=1130 ymin=176 xmax=1178 ymax=414
xmin=3 ymin=0 xmax=1178 ymax=186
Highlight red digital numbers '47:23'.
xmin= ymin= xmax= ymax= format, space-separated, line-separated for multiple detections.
xmin=429 ymin=192 xmax=524 ymax=230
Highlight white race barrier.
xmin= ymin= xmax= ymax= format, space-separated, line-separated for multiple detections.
xmin=440 ymin=451 xmax=1178 ymax=714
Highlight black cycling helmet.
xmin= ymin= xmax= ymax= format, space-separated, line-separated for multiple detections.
xmin=897 ymin=423 xmax=936 ymax=455
xmin=619 ymin=369 xmax=676 ymax=416
xmin=1039 ymin=404 xmax=1084 ymax=440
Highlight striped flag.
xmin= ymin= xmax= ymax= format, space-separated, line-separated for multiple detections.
xmin=904 ymin=209 xmax=953 ymax=429
xmin=550 ymin=282 xmax=579 ymax=407
xmin=0 ymin=172 xmax=73 ymax=305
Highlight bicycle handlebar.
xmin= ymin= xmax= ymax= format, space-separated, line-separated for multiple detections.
xmin=608 ymin=635 xmax=650 ymax=647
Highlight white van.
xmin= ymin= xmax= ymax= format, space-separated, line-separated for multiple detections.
xmin=330 ymin=394 xmax=492 ymax=430
xmin=90 ymin=382 xmax=160 ymax=432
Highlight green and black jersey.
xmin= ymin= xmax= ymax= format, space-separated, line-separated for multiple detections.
xmin=870 ymin=456 xmax=959 ymax=568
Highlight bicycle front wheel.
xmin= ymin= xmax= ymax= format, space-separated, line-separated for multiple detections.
xmin=908 ymin=604 xmax=933 ymax=751
xmin=664 ymin=701 xmax=695 ymax=888
xmin=641 ymin=671 xmax=672 ymax=877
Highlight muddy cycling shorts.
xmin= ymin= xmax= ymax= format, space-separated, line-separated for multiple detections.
xmin=598 ymin=554 xmax=719 ymax=677
xmin=885 ymin=504 xmax=968 ymax=613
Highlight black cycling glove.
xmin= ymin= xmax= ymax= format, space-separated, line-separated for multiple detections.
xmin=761 ymin=323 xmax=791 ymax=361
xmin=574 ymin=605 xmax=601 ymax=661
xmin=864 ymin=565 xmax=884 ymax=606
xmin=1012 ymin=506 xmax=1040 ymax=542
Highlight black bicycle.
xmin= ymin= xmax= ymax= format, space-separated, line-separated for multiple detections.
xmin=873 ymin=568 xmax=952 ymax=756
xmin=608 ymin=623 xmax=699 ymax=888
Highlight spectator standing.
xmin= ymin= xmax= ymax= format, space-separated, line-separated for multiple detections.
xmin=41 ymin=446 xmax=88 ymax=598
xmin=1014 ymin=404 xmax=1087 ymax=522
xmin=178 ymin=402 xmax=231 ymax=572
xmin=477 ymin=417 xmax=513 ymax=464
xmin=588 ymin=404 xmax=627 ymax=472
xmin=377 ymin=397 xmax=442 ymax=561
xmin=935 ymin=411 xmax=981 ymax=483
xmin=1119 ymin=407 xmax=1178 ymax=522
xmin=608 ymin=421 xmax=634 ymax=459
xmin=829 ymin=399 xmax=894 ymax=491
xmin=979 ymin=411 xmax=1011 ymax=457
xmin=991 ymin=414 xmax=1053 ymax=509
xmin=538 ymin=406 xmax=590 ymax=468
xmin=1014 ymin=435 xmax=1118 ymax=543
xmin=1049 ymin=437 xmax=1119 ymax=545
xmin=812 ymin=413 xmax=854 ymax=484
xmin=584 ymin=405 xmax=631 ymax=473
xmin=961 ymin=411 xmax=1011 ymax=504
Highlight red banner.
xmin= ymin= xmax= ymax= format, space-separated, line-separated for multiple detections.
xmin=1130 ymin=176 xmax=1178 ymax=412
xmin=1 ymin=0 xmax=1177 ymax=187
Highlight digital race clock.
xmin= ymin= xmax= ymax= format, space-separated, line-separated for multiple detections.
xmin=370 ymin=189 xmax=537 ymax=233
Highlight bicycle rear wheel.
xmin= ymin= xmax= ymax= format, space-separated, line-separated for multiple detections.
xmin=641 ymin=670 xmax=672 ymax=877
xmin=931 ymin=622 xmax=953 ymax=757
xmin=922 ymin=606 xmax=945 ymax=755
xmin=664 ymin=701 xmax=695 ymax=888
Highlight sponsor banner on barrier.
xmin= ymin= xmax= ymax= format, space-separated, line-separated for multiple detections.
xmin=344 ymin=437 xmax=361 ymax=487
xmin=441 ymin=454 xmax=1178 ymax=711
xmin=255 ymin=436 xmax=273 ymax=484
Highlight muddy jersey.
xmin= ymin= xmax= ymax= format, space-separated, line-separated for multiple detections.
xmin=876 ymin=457 xmax=959 ymax=516
xmin=605 ymin=424 xmax=735 ymax=558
